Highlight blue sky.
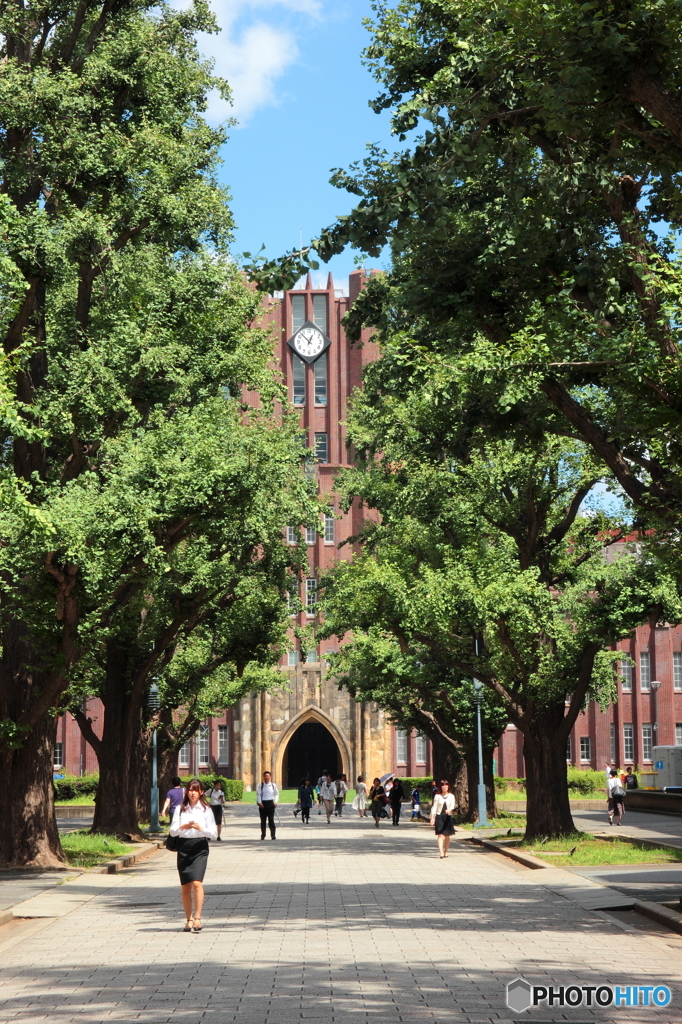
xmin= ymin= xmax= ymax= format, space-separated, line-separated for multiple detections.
xmin=196 ymin=0 xmax=396 ymax=290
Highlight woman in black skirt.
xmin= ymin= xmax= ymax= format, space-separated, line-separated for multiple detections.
xmin=430 ymin=779 xmax=456 ymax=858
xmin=169 ymin=779 xmax=217 ymax=932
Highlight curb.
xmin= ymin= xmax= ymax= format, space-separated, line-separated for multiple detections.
xmin=633 ymin=899 xmax=682 ymax=935
xmin=464 ymin=835 xmax=550 ymax=869
xmin=91 ymin=839 xmax=167 ymax=875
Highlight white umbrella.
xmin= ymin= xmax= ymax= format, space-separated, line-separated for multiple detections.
xmin=379 ymin=772 xmax=394 ymax=786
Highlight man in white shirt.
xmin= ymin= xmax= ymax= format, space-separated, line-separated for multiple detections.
xmin=256 ymin=771 xmax=279 ymax=840
xmin=319 ymin=774 xmax=336 ymax=823
xmin=334 ymin=776 xmax=348 ymax=817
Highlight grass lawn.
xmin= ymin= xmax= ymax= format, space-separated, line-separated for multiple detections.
xmin=458 ymin=813 xmax=526 ymax=830
xmin=241 ymin=789 xmax=358 ymax=804
xmin=55 ymin=795 xmax=96 ymax=805
xmin=60 ymin=830 xmax=134 ymax=868
xmin=487 ymin=833 xmax=682 ymax=866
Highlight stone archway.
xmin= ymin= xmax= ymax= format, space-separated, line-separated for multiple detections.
xmin=273 ymin=706 xmax=353 ymax=788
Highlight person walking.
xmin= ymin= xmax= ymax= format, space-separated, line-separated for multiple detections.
xmin=352 ymin=775 xmax=368 ymax=817
xmin=410 ymin=785 xmax=421 ymax=820
xmin=334 ymin=775 xmax=347 ymax=817
xmin=208 ymin=780 xmax=226 ymax=841
xmin=298 ymin=777 xmax=314 ymax=823
xmin=316 ymin=771 xmax=328 ymax=815
xmin=623 ymin=766 xmax=639 ymax=790
xmin=368 ymin=779 xmax=385 ymax=829
xmin=162 ymin=776 xmax=185 ymax=823
xmin=319 ymin=774 xmax=336 ymax=822
xmin=257 ymin=770 xmax=279 ymax=840
xmin=389 ymin=777 xmax=405 ymax=826
xmin=169 ymin=778 xmax=217 ymax=932
xmin=430 ymin=779 xmax=456 ymax=858
xmin=607 ymin=768 xmax=626 ymax=825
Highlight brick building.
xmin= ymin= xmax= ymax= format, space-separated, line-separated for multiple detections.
xmin=54 ymin=276 xmax=682 ymax=789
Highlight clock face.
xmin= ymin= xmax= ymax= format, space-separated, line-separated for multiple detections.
xmin=287 ymin=320 xmax=331 ymax=364
xmin=294 ymin=325 xmax=325 ymax=358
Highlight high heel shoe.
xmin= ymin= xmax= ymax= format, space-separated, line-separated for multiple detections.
xmin=183 ymin=920 xmax=193 ymax=932
xmin=192 ymin=919 xmax=202 ymax=932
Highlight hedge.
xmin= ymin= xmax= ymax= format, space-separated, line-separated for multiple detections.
xmin=53 ymin=773 xmax=99 ymax=801
xmin=194 ymin=774 xmax=244 ymax=802
xmin=397 ymin=776 xmax=433 ymax=796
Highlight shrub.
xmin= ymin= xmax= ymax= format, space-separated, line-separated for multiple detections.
xmin=399 ymin=776 xmax=432 ymax=797
xmin=495 ymin=776 xmax=526 ymax=791
xmin=53 ymin=773 xmax=100 ymax=801
xmin=567 ymin=767 xmax=605 ymax=796
xmin=194 ymin=774 xmax=244 ymax=802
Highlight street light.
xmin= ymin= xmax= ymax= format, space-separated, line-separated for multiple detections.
xmin=148 ymin=682 xmax=160 ymax=833
xmin=472 ymin=678 xmax=489 ymax=828
xmin=651 ymin=679 xmax=662 ymax=744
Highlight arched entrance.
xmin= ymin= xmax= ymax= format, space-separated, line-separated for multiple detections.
xmin=283 ymin=720 xmax=340 ymax=787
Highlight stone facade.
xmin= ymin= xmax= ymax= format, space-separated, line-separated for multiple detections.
xmin=232 ymin=664 xmax=394 ymax=791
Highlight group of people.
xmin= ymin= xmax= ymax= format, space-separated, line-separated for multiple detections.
xmin=163 ymin=771 xmax=461 ymax=932
xmin=604 ymin=762 xmax=639 ymax=825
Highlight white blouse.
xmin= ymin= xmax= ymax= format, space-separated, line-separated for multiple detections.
xmin=170 ymin=803 xmax=218 ymax=839
xmin=430 ymin=793 xmax=456 ymax=819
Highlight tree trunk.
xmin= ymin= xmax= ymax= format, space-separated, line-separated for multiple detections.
xmin=0 ymin=712 xmax=64 ymax=868
xmin=464 ymin=744 xmax=497 ymax=822
xmin=81 ymin=639 xmax=148 ymax=838
xmin=429 ymin=728 xmax=469 ymax=815
xmin=522 ymin=705 xmax=575 ymax=840
xmin=157 ymin=740 xmax=180 ymax=805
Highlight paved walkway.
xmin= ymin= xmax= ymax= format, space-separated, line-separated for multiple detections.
xmin=2 ymin=806 xmax=682 ymax=1023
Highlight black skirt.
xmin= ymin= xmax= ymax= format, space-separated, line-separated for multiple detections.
xmin=435 ymin=813 xmax=455 ymax=836
xmin=176 ymin=837 xmax=209 ymax=884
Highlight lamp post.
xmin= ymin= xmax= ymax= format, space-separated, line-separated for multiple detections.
xmin=473 ymin=678 xmax=489 ymax=828
xmin=651 ymin=679 xmax=662 ymax=750
xmin=149 ymin=682 xmax=160 ymax=833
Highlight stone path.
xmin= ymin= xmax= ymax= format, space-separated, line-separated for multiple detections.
xmin=2 ymin=806 xmax=682 ymax=1023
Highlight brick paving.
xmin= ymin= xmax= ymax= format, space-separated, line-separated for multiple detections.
xmin=1 ymin=806 xmax=682 ymax=1024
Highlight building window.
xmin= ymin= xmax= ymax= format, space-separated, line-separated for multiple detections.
xmin=623 ymin=724 xmax=634 ymax=761
xmin=610 ymin=722 xmax=616 ymax=763
xmin=415 ymin=734 xmax=427 ymax=763
xmin=642 ymin=723 xmax=653 ymax=761
xmin=396 ymin=729 xmax=408 ymax=763
xmin=304 ymin=648 xmax=319 ymax=663
xmin=287 ymin=526 xmax=297 ymax=545
xmin=292 ymin=354 xmax=306 ymax=405
xmin=197 ymin=724 xmax=209 ymax=767
xmin=674 ymin=653 xmax=682 ymax=690
xmin=305 ymin=577 xmax=317 ymax=615
xmin=676 ymin=723 xmax=682 ymax=746
xmin=314 ymin=432 xmax=328 ymax=463
xmin=292 ymin=294 xmax=306 ymax=331
xmin=566 ymin=736 xmax=572 ymax=763
xmin=324 ymin=514 xmax=335 ymax=544
xmin=53 ymin=742 xmax=64 ymax=769
xmin=218 ymin=725 xmax=229 ymax=765
xmin=312 ymin=294 xmax=327 ymax=333
xmin=314 ymin=352 xmax=328 ymax=405
xmin=179 ymin=741 xmax=190 ymax=768
xmin=286 ymin=589 xmax=298 ymax=615
xmin=640 ymin=651 xmax=651 ymax=690
xmin=288 ymin=648 xmax=299 ymax=666
xmin=580 ymin=736 xmax=591 ymax=762
xmin=306 ymin=526 xmax=317 ymax=545
xmin=620 ymin=659 xmax=633 ymax=692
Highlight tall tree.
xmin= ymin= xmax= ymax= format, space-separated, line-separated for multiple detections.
xmin=0 ymin=0 xmax=304 ymax=867
xmin=249 ymin=0 xmax=682 ymax=529
xmin=322 ymin=371 xmax=681 ymax=836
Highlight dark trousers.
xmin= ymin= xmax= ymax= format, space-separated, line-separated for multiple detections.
xmin=259 ymin=800 xmax=276 ymax=838
xmin=335 ymin=797 xmax=344 ymax=816
xmin=391 ymin=802 xmax=402 ymax=825
xmin=301 ymin=805 xmax=310 ymax=823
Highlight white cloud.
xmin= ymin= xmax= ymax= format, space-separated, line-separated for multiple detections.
xmin=197 ymin=0 xmax=323 ymax=125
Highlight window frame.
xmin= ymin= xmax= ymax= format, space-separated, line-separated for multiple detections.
xmin=674 ymin=652 xmax=682 ymax=691
xmin=642 ymin=722 xmax=653 ymax=762
xmin=579 ymin=736 xmax=591 ymax=762
xmin=676 ymin=723 xmax=682 ymax=746
xmin=314 ymin=432 xmax=329 ymax=463
xmin=179 ymin=741 xmax=190 ymax=768
xmin=292 ymin=353 xmax=306 ymax=406
xmin=287 ymin=648 xmax=299 ymax=667
xmin=314 ymin=351 xmax=328 ymax=406
xmin=305 ymin=577 xmax=317 ymax=616
xmin=312 ymin=294 xmax=328 ymax=333
xmin=620 ymin=658 xmax=633 ymax=692
xmin=623 ymin=723 xmax=634 ymax=761
xmin=324 ymin=514 xmax=335 ymax=544
xmin=217 ymin=725 xmax=229 ymax=765
xmin=640 ymin=651 xmax=651 ymax=690
xmin=396 ymin=729 xmax=408 ymax=764
xmin=197 ymin=723 xmax=210 ymax=768
xmin=53 ymin=741 xmax=64 ymax=769
xmin=291 ymin=294 xmax=306 ymax=331
xmin=415 ymin=733 xmax=427 ymax=764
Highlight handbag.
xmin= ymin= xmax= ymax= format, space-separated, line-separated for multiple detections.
xmin=165 ymin=833 xmax=180 ymax=851
xmin=611 ymin=784 xmax=626 ymax=799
